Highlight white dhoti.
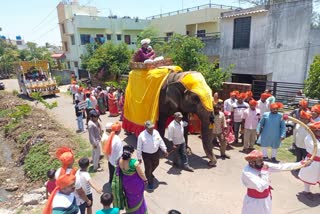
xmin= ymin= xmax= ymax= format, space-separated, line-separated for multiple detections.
xmin=242 ymin=195 xmax=272 ymax=214
xmin=298 ymin=135 xmax=320 ymax=184
xmin=92 ymin=143 xmax=101 ymax=170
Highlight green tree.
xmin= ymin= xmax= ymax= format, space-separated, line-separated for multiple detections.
xmin=84 ymin=42 xmax=132 ymax=80
xmin=158 ymin=34 xmax=232 ymax=91
xmin=199 ymin=63 xmax=233 ymax=92
xmin=19 ymin=42 xmax=57 ymax=69
xmin=136 ymin=26 xmax=160 ymax=47
xmin=0 ymin=39 xmax=20 ymax=77
xmin=304 ymin=55 xmax=320 ymax=99
xmin=160 ymin=34 xmax=208 ymax=71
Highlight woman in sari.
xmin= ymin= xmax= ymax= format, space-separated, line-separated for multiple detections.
xmin=108 ymin=88 xmax=120 ymax=117
xmin=97 ymin=86 xmax=107 ymax=114
xmin=112 ymin=145 xmax=148 ymax=214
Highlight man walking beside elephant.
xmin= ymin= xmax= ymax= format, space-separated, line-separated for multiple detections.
xmin=168 ymin=112 xmax=194 ymax=172
xmin=137 ymin=121 xmax=168 ymax=190
xmin=231 ymin=93 xmax=249 ymax=144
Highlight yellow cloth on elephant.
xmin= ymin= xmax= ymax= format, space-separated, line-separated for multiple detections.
xmin=124 ymin=66 xmax=182 ymax=126
xmin=180 ymin=72 xmax=213 ymax=111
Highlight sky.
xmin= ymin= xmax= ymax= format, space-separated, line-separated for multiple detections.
xmin=0 ymin=0 xmax=318 ymax=47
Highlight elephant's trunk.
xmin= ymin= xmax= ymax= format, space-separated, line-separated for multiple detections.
xmin=198 ymin=110 xmax=217 ymax=166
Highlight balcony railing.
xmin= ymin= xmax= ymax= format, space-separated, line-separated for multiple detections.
xmin=152 ymin=32 xmax=221 ymax=42
xmin=146 ymin=3 xmax=239 ymax=20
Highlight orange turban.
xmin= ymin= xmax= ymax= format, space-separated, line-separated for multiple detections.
xmin=299 ymin=99 xmax=308 ymax=108
xmin=300 ymin=110 xmax=312 ymax=119
xmin=246 ymin=91 xmax=253 ymax=97
xmin=43 ymin=173 xmax=76 ymax=214
xmin=104 ymin=122 xmax=122 ymax=155
xmin=311 ymin=104 xmax=320 ymax=114
xmin=309 ymin=121 xmax=320 ymax=131
xmin=270 ymin=102 xmax=284 ymax=109
xmin=237 ymin=92 xmax=247 ymax=100
xmin=261 ymin=93 xmax=271 ymax=99
xmin=249 ymin=99 xmax=258 ymax=106
xmin=245 ymin=150 xmax=263 ymax=162
xmin=56 ymin=147 xmax=74 ymax=177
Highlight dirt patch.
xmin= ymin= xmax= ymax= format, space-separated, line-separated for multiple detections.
xmin=0 ymin=92 xmax=80 ymax=209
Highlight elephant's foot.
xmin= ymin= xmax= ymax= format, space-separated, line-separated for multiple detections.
xmin=208 ymin=154 xmax=217 ymax=167
xmin=208 ymin=160 xmax=217 ymax=167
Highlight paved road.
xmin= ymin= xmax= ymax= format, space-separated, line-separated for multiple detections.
xmin=2 ymin=79 xmax=320 ymax=214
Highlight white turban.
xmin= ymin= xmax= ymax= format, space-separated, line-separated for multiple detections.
xmin=141 ymin=38 xmax=151 ymax=45
xmin=105 ymin=122 xmax=113 ymax=130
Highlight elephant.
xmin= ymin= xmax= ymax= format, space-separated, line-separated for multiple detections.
xmin=157 ymin=71 xmax=217 ymax=166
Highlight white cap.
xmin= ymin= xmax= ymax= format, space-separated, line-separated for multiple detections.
xmin=105 ymin=122 xmax=113 ymax=130
xmin=141 ymin=38 xmax=151 ymax=45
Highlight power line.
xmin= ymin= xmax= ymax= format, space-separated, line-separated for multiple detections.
xmin=31 ymin=24 xmax=59 ymax=42
xmin=31 ymin=7 xmax=57 ymax=32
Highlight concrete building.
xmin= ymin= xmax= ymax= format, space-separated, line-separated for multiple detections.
xmin=148 ymin=3 xmax=237 ymax=62
xmin=148 ymin=4 xmax=236 ymax=38
xmin=219 ymin=0 xmax=320 ymax=85
xmin=56 ymin=0 xmax=150 ymax=71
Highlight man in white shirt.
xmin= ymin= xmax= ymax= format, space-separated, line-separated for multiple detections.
xmin=168 ymin=112 xmax=194 ymax=172
xmin=224 ymin=91 xmax=237 ymax=112
xmin=231 ymin=93 xmax=249 ymax=144
xmin=294 ymin=111 xmax=311 ymax=162
xmin=137 ymin=120 xmax=168 ymax=190
xmin=104 ymin=122 xmax=123 ymax=184
xmin=298 ymin=121 xmax=320 ymax=200
xmin=257 ymin=93 xmax=270 ymax=116
xmin=242 ymin=100 xmax=260 ymax=153
xmin=311 ymin=104 xmax=320 ymax=122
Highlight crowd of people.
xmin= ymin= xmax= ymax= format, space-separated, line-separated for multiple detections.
xmin=42 ymin=82 xmax=320 ymax=214
xmin=70 ymin=81 xmax=125 ymax=133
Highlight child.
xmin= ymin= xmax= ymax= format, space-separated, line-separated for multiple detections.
xmin=96 ymin=193 xmax=120 ymax=214
xmin=45 ymin=169 xmax=56 ymax=199
xmin=75 ymin=100 xmax=84 ymax=132
xmin=78 ymin=157 xmax=103 ymax=214
xmin=223 ymin=110 xmax=235 ymax=144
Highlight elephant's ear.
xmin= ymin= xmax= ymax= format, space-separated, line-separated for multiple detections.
xmin=189 ymin=93 xmax=201 ymax=104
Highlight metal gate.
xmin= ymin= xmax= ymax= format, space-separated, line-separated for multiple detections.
xmin=252 ymin=80 xmax=304 ymax=105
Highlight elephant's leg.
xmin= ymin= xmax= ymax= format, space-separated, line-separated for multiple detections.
xmin=182 ymin=113 xmax=191 ymax=154
xmin=202 ymin=141 xmax=217 ymax=166
xmin=201 ymin=129 xmax=217 ymax=166
xmin=158 ymin=113 xmax=167 ymax=139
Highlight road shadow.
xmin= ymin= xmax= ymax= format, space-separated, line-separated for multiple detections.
xmin=102 ymin=182 xmax=112 ymax=193
xmin=123 ymin=134 xmax=217 ymax=170
xmin=17 ymin=94 xmax=33 ymax=101
xmin=296 ymin=192 xmax=320 ymax=207
xmin=144 ymin=178 xmax=168 ymax=193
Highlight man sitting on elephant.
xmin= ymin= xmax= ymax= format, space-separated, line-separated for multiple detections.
xmin=168 ymin=112 xmax=194 ymax=172
xmin=133 ymin=38 xmax=156 ymax=63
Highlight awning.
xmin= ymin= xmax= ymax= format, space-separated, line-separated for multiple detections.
xmin=220 ymin=9 xmax=268 ymax=19
xmin=51 ymin=53 xmax=65 ymax=59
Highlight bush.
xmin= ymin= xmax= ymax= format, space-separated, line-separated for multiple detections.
xmin=305 ymin=55 xmax=320 ymax=99
xmin=55 ymin=76 xmax=62 ymax=86
xmin=18 ymin=132 xmax=32 ymax=144
xmin=24 ymin=143 xmax=60 ymax=181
